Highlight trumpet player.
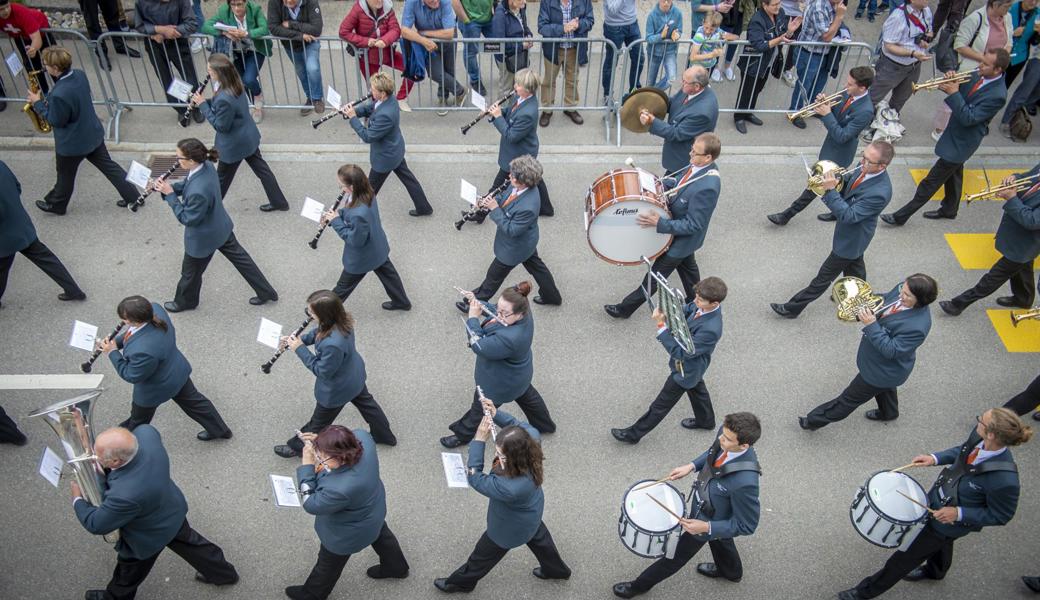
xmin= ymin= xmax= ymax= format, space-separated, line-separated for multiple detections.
xmin=882 ymin=48 xmax=1009 ymax=226
xmin=939 ymin=166 xmax=1040 ymax=316
xmin=770 ymin=141 xmax=894 ymax=319
xmin=768 ymin=66 xmax=875 ymax=226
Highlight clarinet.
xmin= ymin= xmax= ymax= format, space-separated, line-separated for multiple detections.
xmin=129 ymin=163 xmax=177 ymax=213
xmin=178 ymin=74 xmax=211 ymax=128
xmin=81 ymin=322 xmax=125 ymax=373
xmin=461 ymin=90 xmax=516 ymax=135
xmin=455 ymin=180 xmax=510 ymax=230
xmin=260 ymin=316 xmax=314 ymax=374
xmin=311 ymin=93 xmax=374 ymax=129
xmin=308 ymin=191 xmax=347 ymax=249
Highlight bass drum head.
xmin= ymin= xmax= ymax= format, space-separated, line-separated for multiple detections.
xmin=589 ymin=198 xmax=671 ymax=266
xmin=864 ymin=471 xmax=929 ymax=524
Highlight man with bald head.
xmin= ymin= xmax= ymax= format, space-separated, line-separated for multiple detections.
xmin=639 ymin=65 xmax=719 ymax=174
xmin=71 ymin=425 xmax=238 ymax=599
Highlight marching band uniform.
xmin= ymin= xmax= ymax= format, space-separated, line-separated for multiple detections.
xmin=0 ymin=404 xmax=27 ymax=445
xmin=351 ymin=95 xmax=433 ymax=216
xmin=489 ymin=93 xmax=554 ymax=216
xmin=113 ymin=302 xmax=232 ymax=440
xmin=1004 ymin=373 xmax=1040 ymax=419
xmin=651 ymin=87 xmax=719 ymax=174
xmin=330 ymin=196 xmax=411 ymax=310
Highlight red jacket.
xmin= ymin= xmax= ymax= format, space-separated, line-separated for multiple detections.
xmin=339 ymin=0 xmax=401 ymax=64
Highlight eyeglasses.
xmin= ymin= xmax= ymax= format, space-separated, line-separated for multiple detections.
xmin=175 ymin=155 xmax=188 ymax=161
xmin=681 ymin=79 xmax=696 ymax=86
xmin=861 ymin=154 xmax=886 ymax=166
xmin=496 ymin=308 xmax=514 ymax=319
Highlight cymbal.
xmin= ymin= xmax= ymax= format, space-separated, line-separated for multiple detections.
xmin=620 ymin=87 xmax=669 ymax=133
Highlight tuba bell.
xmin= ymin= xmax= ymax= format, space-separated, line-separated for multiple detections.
xmin=22 ymin=70 xmax=53 ymax=134
xmin=807 ymin=160 xmax=847 ymax=196
xmin=832 ymin=276 xmax=885 ymax=322
xmin=28 ymin=389 xmax=118 ymax=543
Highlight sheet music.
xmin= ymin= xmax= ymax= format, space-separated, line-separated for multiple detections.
xmin=325 ymin=86 xmax=342 ymax=110
xmin=257 ymin=318 xmax=282 ymax=349
xmin=638 ymin=169 xmax=657 ymax=193
xmin=460 ymin=179 xmax=478 ymax=206
xmin=470 ymin=90 xmax=487 ymax=112
xmin=270 ymin=474 xmax=302 ymax=507
xmin=69 ymin=321 xmax=98 ymax=352
xmin=125 ymin=161 xmax=151 ymax=189
xmin=39 ymin=447 xmax=63 ymax=488
xmin=442 ymin=453 xmax=469 ymax=488
xmin=166 ymin=77 xmax=193 ymax=102
xmin=300 ymin=197 xmax=325 ymax=222
xmin=6 ymin=51 xmax=23 ymax=76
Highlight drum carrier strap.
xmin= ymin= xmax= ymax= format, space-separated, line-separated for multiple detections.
xmin=933 ymin=432 xmax=1019 ymax=507
xmin=690 ymin=441 xmax=762 ymax=519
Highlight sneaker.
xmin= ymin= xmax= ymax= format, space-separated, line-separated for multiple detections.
xmin=724 ymin=67 xmax=735 ymax=81
xmin=782 ymin=68 xmax=797 ymax=88
xmin=931 ymin=129 xmax=942 ymax=142
xmin=190 ymin=38 xmax=203 ymax=54
xmin=313 ymin=99 xmax=326 ymax=114
xmin=436 ymin=97 xmax=448 ymax=117
xmin=252 ymin=107 xmax=263 ymax=124
xmin=710 ymin=68 xmax=723 ymax=82
xmin=398 ymin=99 xmax=412 ymax=112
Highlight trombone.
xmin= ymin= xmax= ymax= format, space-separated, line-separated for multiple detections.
xmin=787 ymin=89 xmax=846 ymax=122
xmin=911 ymin=68 xmax=978 ymax=94
xmin=964 ymin=174 xmax=1040 ymax=204
xmin=1011 ymin=308 xmax=1040 ymax=327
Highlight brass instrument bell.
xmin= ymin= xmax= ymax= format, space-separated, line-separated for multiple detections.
xmin=832 ymin=276 xmax=885 ymax=322
xmin=807 ymin=160 xmax=847 ymax=196
xmin=23 ymin=70 xmax=52 ymax=134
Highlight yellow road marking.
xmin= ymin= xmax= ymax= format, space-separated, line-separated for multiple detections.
xmin=909 ymin=169 xmax=1021 ymax=201
xmin=986 ymin=310 xmax=1040 ymax=353
xmin=944 ymin=233 xmax=1040 ymax=269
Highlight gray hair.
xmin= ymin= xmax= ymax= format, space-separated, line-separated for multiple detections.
xmin=509 ymin=155 xmax=543 ymax=187
xmin=514 ymin=68 xmax=542 ymax=94
xmin=98 ymin=435 xmax=138 ymax=464
xmin=689 ymin=66 xmax=710 ymax=88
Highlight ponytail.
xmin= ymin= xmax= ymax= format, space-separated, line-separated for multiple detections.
xmin=116 ymin=295 xmax=168 ymax=331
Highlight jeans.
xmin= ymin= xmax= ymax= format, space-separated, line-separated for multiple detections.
xmin=1002 ymin=57 xmax=1040 ymax=124
xmin=460 ymin=20 xmax=494 ymax=88
xmin=234 ymin=50 xmax=265 ymax=99
xmin=789 ymin=48 xmax=826 ymax=111
xmin=191 ymin=0 xmax=204 ymax=32
xmin=647 ymin=52 xmax=678 ymax=90
xmin=602 ymin=22 xmax=644 ymax=97
xmin=288 ymin=40 xmax=323 ymax=101
xmin=856 ymin=0 xmax=878 ymax=15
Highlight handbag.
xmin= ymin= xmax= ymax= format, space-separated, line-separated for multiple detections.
xmin=504 ymin=48 xmax=529 ymax=73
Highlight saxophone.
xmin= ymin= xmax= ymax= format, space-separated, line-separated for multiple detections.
xmin=23 ymin=70 xmax=53 ymax=134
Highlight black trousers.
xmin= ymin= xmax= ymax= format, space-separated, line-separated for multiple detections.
xmin=805 ymin=373 xmax=898 ymax=428
xmin=783 ymin=252 xmax=866 ymax=316
xmin=734 ymin=74 xmax=768 ymax=121
xmin=632 ymin=534 xmax=742 ymax=592
xmin=892 ymin=158 xmax=963 ymax=222
xmin=287 ymin=385 xmax=395 ymax=453
xmin=450 ymin=385 xmax=556 ymax=442
xmin=217 ymin=149 xmax=289 ymax=209
xmin=445 ymin=523 xmax=571 ymax=590
xmin=630 ymin=375 xmax=713 ymax=439
xmin=0 ymin=405 xmax=27 ymax=445
xmin=173 ymin=232 xmax=277 ymax=308
xmin=491 ymin=168 xmax=554 ymax=216
xmin=855 ymin=525 xmax=955 ymax=598
xmin=300 ymin=523 xmax=409 ymax=600
xmin=616 ymin=252 xmax=700 ymax=317
xmin=44 ymin=143 xmax=139 ymax=209
xmin=119 ymin=377 xmax=231 ymax=436
xmin=472 ymin=253 xmax=562 ymax=304
xmin=332 ymin=260 xmax=410 ymax=307
xmin=784 ymin=187 xmax=820 ymax=217
xmin=0 ymin=239 xmax=83 ymax=301
xmin=950 ymin=256 xmax=1035 ymax=309
xmin=145 ymin=38 xmax=198 ymax=115
xmin=1004 ymin=373 xmax=1040 ymax=416
xmin=79 ymin=0 xmax=129 ymax=57
xmin=13 ymin=36 xmax=51 ymax=93
xmin=104 ymin=518 xmax=237 ymax=600
xmin=368 ymin=159 xmax=432 ymax=214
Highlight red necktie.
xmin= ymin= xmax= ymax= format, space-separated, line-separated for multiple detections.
xmin=501 ymin=190 xmax=519 ymax=208
xmin=683 ymin=95 xmax=690 ymax=105
xmin=713 ymin=451 xmax=728 ymax=468
xmin=966 ymin=447 xmax=980 ymax=465
xmin=883 ymin=302 xmax=904 ymax=317
xmin=123 ymin=329 xmax=134 ymax=343
xmin=849 ymin=172 xmax=866 ymax=191
xmin=967 ymin=78 xmax=984 ymax=97
xmin=840 ymin=97 xmax=853 ymax=113
xmin=678 ymin=167 xmax=695 ymax=187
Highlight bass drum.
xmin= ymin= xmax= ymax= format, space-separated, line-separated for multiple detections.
xmin=585 ymin=168 xmax=671 ymax=266
xmin=849 ymin=471 xmax=929 ymax=549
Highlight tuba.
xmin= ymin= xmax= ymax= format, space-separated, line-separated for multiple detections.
xmin=22 ymin=70 xmax=53 ymax=134
xmin=832 ymin=276 xmax=885 ymax=322
xmin=29 ymin=389 xmax=118 ymax=543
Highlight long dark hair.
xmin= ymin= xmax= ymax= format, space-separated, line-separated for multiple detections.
xmin=498 ymin=425 xmax=544 ymax=486
xmin=207 ymin=53 xmax=245 ymax=97
xmin=315 ymin=425 xmax=364 ymax=467
xmin=337 ymin=164 xmax=374 ymax=206
xmin=117 ymin=295 xmax=169 ymax=331
xmin=177 ymin=138 xmax=219 ymax=163
xmin=307 ymin=290 xmax=354 ymax=341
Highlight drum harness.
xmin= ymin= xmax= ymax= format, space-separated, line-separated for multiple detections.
xmin=690 ymin=441 xmax=762 ymax=520
xmin=932 ymin=432 xmax=1018 ymax=508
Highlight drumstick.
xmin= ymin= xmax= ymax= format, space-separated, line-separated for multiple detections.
xmin=633 ymin=477 xmax=671 ymax=492
xmin=645 ymin=493 xmax=683 ymax=520
xmin=890 ymin=463 xmax=919 ymax=473
xmin=895 ymin=490 xmax=937 ymax=514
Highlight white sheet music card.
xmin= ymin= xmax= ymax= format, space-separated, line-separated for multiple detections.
xmin=125 ymin=161 xmax=151 ymax=189
xmin=638 ymin=169 xmax=657 ymax=193
xmin=442 ymin=452 xmax=469 ymax=488
xmin=213 ymin=22 xmax=238 ymax=32
xmin=39 ymin=447 xmax=64 ymax=488
xmin=167 ymin=77 xmax=193 ymax=102
xmin=301 ymin=197 xmax=325 ymax=222
xmin=325 ymin=86 xmax=342 ymax=110
xmin=257 ymin=318 xmax=282 ymax=349
xmin=270 ymin=474 xmax=302 ymax=507
xmin=460 ymin=179 xmax=478 ymax=206
xmin=5 ymin=51 xmax=23 ymax=76
xmin=69 ymin=321 xmax=98 ymax=352
xmin=470 ymin=90 xmax=486 ymax=111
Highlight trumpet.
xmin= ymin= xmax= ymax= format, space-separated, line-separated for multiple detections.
xmin=81 ymin=322 xmax=125 ymax=373
xmin=964 ymin=174 xmax=1040 ymax=204
xmin=260 ymin=315 xmax=314 ymax=374
xmin=911 ymin=68 xmax=978 ymax=94
xmin=787 ymin=89 xmax=847 ymax=122
xmin=308 ymin=191 xmax=347 ymax=249
xmin=311 ymin=93 xmax=374 ymax=129
xmin=1011 ymin=308 xmax=1040 ymax=327
xmin=129 ymin=162 xmax=178 ymax=213
xmin=455 ymin=180 xmax=510 ymax=230
xmin=461 ymin=90 xmax=516 ymax=134
xmin=179 ymin=74 xmax=211 ymax=127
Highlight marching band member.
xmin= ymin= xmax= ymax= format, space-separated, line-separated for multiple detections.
xmin=612 ymin=277 xmax=727 ymax=443
xmin=798 ymin=274 xmax=936 ymax=430
xmin=157 ymin=138 xmax=279 ymax=312
xmin=605 ymin=133 xmax=722 ymax=319
xmin=882 ymin=48 xmax=1009 ymax=226
xmin=454 ymin=155 xmax=562 ymax=309
xmin=97 ymin=295 xmax=233 ymax=441
xmin=288 ymin=425 xmax=409 ymax=600
xmin=1003 ymin=373 xmax=1040 ymax=420
xmin=770 ymin=141 xmax=894 ymax=319
xmin=72 ymin=426 xmax=239 ymax=600
xmin=442 ymin=281 xmax=557 ymax=448
xmin=642 ymin=65 xmax=718 ymax=175
xmin=939 ymin=164 xmax=1040 ymax=316
xmin=274 ymin=290 xmax=397 ymax=459
xmin=0 ymin=404 xmax=27 ymax=445
xmin=341 ymin=71 xmax=433 ymax=217
xmin=613 ymin=412 xmax=762 ymax=598
xmin=767 ymin=66 xmax=875 ymax=226
xmin=435 ymin=401 xmax=571 ymax=592
xmin=192 ymin=53 xmax=290 ymax=212
xmin=838 ymin=408 xmax=1031 ymax=599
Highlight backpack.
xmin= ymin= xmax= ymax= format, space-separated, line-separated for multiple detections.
xmin=1010 ymin=107 xmax=1033 ymax=142
xmin=933 ymin=10 xmax=983 ymax=72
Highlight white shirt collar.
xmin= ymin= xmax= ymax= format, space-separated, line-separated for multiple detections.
xmin=187 ymin=163 xmax=204 ymax=180
xmin=374 ymin=98 xmax=384 ymax=110
xmin=849 ymin=90 xmax=868 ymax=102
xmin=686 ymin=89 xmax=705 ymax=103
xmin=719 ymin=447 xmax=748 ymax=464
xmin=972 ymin=441 xmax=1008 ymax=463
xmin=695 ymin=303 xmax=720 ymax=318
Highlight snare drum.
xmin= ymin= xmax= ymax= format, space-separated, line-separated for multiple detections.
xmin=849 ymin=471 xmax=929 ymax=548
xmin=585 ymin=169 xmax=671 ymax=266
xmin=618 ymin=479 xmax=685 ymax=558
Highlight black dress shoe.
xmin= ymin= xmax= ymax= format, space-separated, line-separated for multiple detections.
xmin=604 ymin=304 xmax=630 ymax=319
xmin=367 ymin=565 xmax=408 ymax=579
xmin=747 ymin=114 xmax=763 ymax=126
xmin=696 ymin=562 xmax=741 ymax=582
xmin=902 ymin=567 xmax=932 ymax=582
xmin=837 ymin=589 xmax=862 ymax=600
xmin=798 ymin=416 xmax=820 ymax=431
xmin=939 ymin=300 xmax=963 ymax=316
xmin=409 ymin=209 xmax=434 ymax=217
xmin=58 ymin=291 xmax=87 ymax=301
xmin=922 ymin=210 xmax=955 ymax=220
xmin=770 ymin=303 xmax=798 ymax=319
xmin=375 ymin=435 xmax=398 ymax=446
xmin=84 ymin=591 xmax=111 ymax=600
xmin=539 ymin=209 xmax=555 ymax=217
xmin=163 ymin=301 xmax=190 ymax=313
xmin=434 ymin=578 xmax=473 ymax=593
xmin=35 ymin=200 xmax=67 ymax=215
xmin=382 ymin=301 xmax=412 ymax=311
xmin=455 ymin=300 xmax=470 ymax=314
xmin=195 ymin=572 xmax=238 ymax=585
xmin=197 ymin=430 xmax=233 ymax=441
xmin=192 ymin=109 xmax=206 ymax=124
xmin=996 ymin=296 xmax=1031 ymax=309
xmin=880 ymin=213 xmax=903 ymax=226
xmin=613 ymin=582 xmax=643 ymax=598
xmin=440 ymin=435 xmax=465 ymax=449
xmin=864 ymin=409 xmax=896 ymax=422
xmin=1022 ymin=575 xmax=1040 ymax=592
xmin=539 ymin=112 xmax=552 ymax=127
xmin=533 ymin=296 xmax=561 ymax=306
xmin=681 ymin=418 xmax=714 ymax=430
xmin=735 ymin=119 xmax=748 ymax=134
xmin=115 ymin=45 xmax=142 ymax=58
xmin=116 ymin=198 xmax=129 ymax=207
xmin=259 ymin=203 xmax=289 ymax=212
xmin=767 ymin=212 xmax=790 ymax=225
xmin=611 ymin=428 xmax=639 ymax=444
xmin=791 ymin=116 xmax=806 ymax=129
xmin=563 ymin=110 xmax=584 ymax=125
xmin=273 ymin=444 xmax=300 ymax=458
xmin=249 ymin=295 xmax=277 ymax=306
xmin=284 ymin=585 xmax=309 ymax=600
xmin=532 ymin=567 xmax=570 ymax=580
xmin=817 ymin=212 xmax=836 ymax=222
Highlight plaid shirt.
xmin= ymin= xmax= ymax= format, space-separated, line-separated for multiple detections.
xmin=561 ymin=0 xmax=574 ymax=48
xmin=798 ymin=0 xmax=836 ymax=53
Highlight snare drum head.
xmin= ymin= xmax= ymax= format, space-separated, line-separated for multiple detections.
xmin=622 ymin=480 xmax=683 ymax=533
xmin=865 ymin=471 xmax=929 ymax=523
xmin=588 ymin=198 xmax=671 ymax=266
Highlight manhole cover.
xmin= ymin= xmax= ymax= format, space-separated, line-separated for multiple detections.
xmin=146 ymin=155 xmax=188 ymax=178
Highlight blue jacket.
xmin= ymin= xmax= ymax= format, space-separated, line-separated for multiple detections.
xmin=297 ymin=429 xmax=387 ymax=554
xmin=645 ymin=4 xmax=683 ymax=59
xmin=199 ymin=90 xmax=261 ymax=164
xmin=493 ymin=95 xmax=540 ymax=171
xmin=857 ymin=284 xmax=931 ymax=389
xmin=820 ymin=169 xmax=892 ymax=260
xmin=0 ymin=161 xmax=37 ymax=257
xmin=467 ymin=410 xmax=544 ymax=548
xmin=351 ymin=96 xmax=406 ymax=173
xmin=491 ymin=3 xmax=532 ymax=59
xmin=74 ymin=425 xmax=188 ymax=560
xmin=164 ymin=162 xmax=234 ymax=258
xmin=659 ymin=163 xmax=721 ymax=258
xmin=33 ymin=69 xmax=104 ymax=157
xmin=295 ymin=327 xmax=367 ymax=408
xmin=995 ymin=164 xmax=1040 ymax=264
xmin=740 ymin=8 xmax=788 ymax=79
xmin=649 ymin=88 xmax=719 ymax=172
xmin=818 ymin=92 xmax=874 ymax=167
xmin=658 ymin=303 xmax=722 ymax=389
xmin=688 ymin=442 xmax=761 ymax=541
xmin=537 ymin=0 xmax=594 ymax=66
xmin=1010 ymin=2 xmax=1039 ymax=66
xmin=489 ymin=185 xmax=540 ymax=266
xmin=331 ymin=198 xmax=391 ymax=274
xmin=468 ymin=302 xmax=534 ymax=403
xmin=109 ymin=303 xmax=193 ymax=408
xmin=936 ymin=75 xmax=1007 ymax=164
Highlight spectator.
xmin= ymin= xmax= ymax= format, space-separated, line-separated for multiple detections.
xmin=268 ymin=0 xmax=325 ymax=116
xmin=787 ymin=0 xmax=846 ymax=129
xmin=77 ymin=0 xmax=141 ymax=67
xmin=855 ymin=0 xmax=880 ymax=22
xmin=453 ymin=0 xmax=494 ymax=97
xmin=134 ymin=0 xmax=202 ymax=124
xmin=735 ymin=0 xmax=800 ymax=132
xmin=934 ymin=0 xmax=972 ymax=34
xmin=190 ymin=0 xmax=206 ymax=52
xmin=401 ymin=0 xmax=467 ymax=115
xmin=537 ymin=0 xmax=593 ymax=127
xmin=0 ymin=0 xmax=51 ymax=93
xmin=690 ymin=11 xmax=738 ymax=75
xmin=868 ymin=0 xmax=933 ymax=117
xmin=1007 ymin=0 xmax=1039 ymax=85
xmin=710 ymin=0 xmax=745 ymax=83
xmin=491 ymin=0 xmax=534 ymax=98
xmin=1000 ymin=44 xmax=1040 ymax=138
xmin=779 ymin=0 xmax=802 ymax=86
xmin=340 ymin=0 xmax=415 ymax=110
xmin=646 ymin=0 xmax=683 ymax=90
xmin=602 ymin=0 xmax=643 ymax=100
xmin=203 ymin=0 xmax=271 ymax=123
